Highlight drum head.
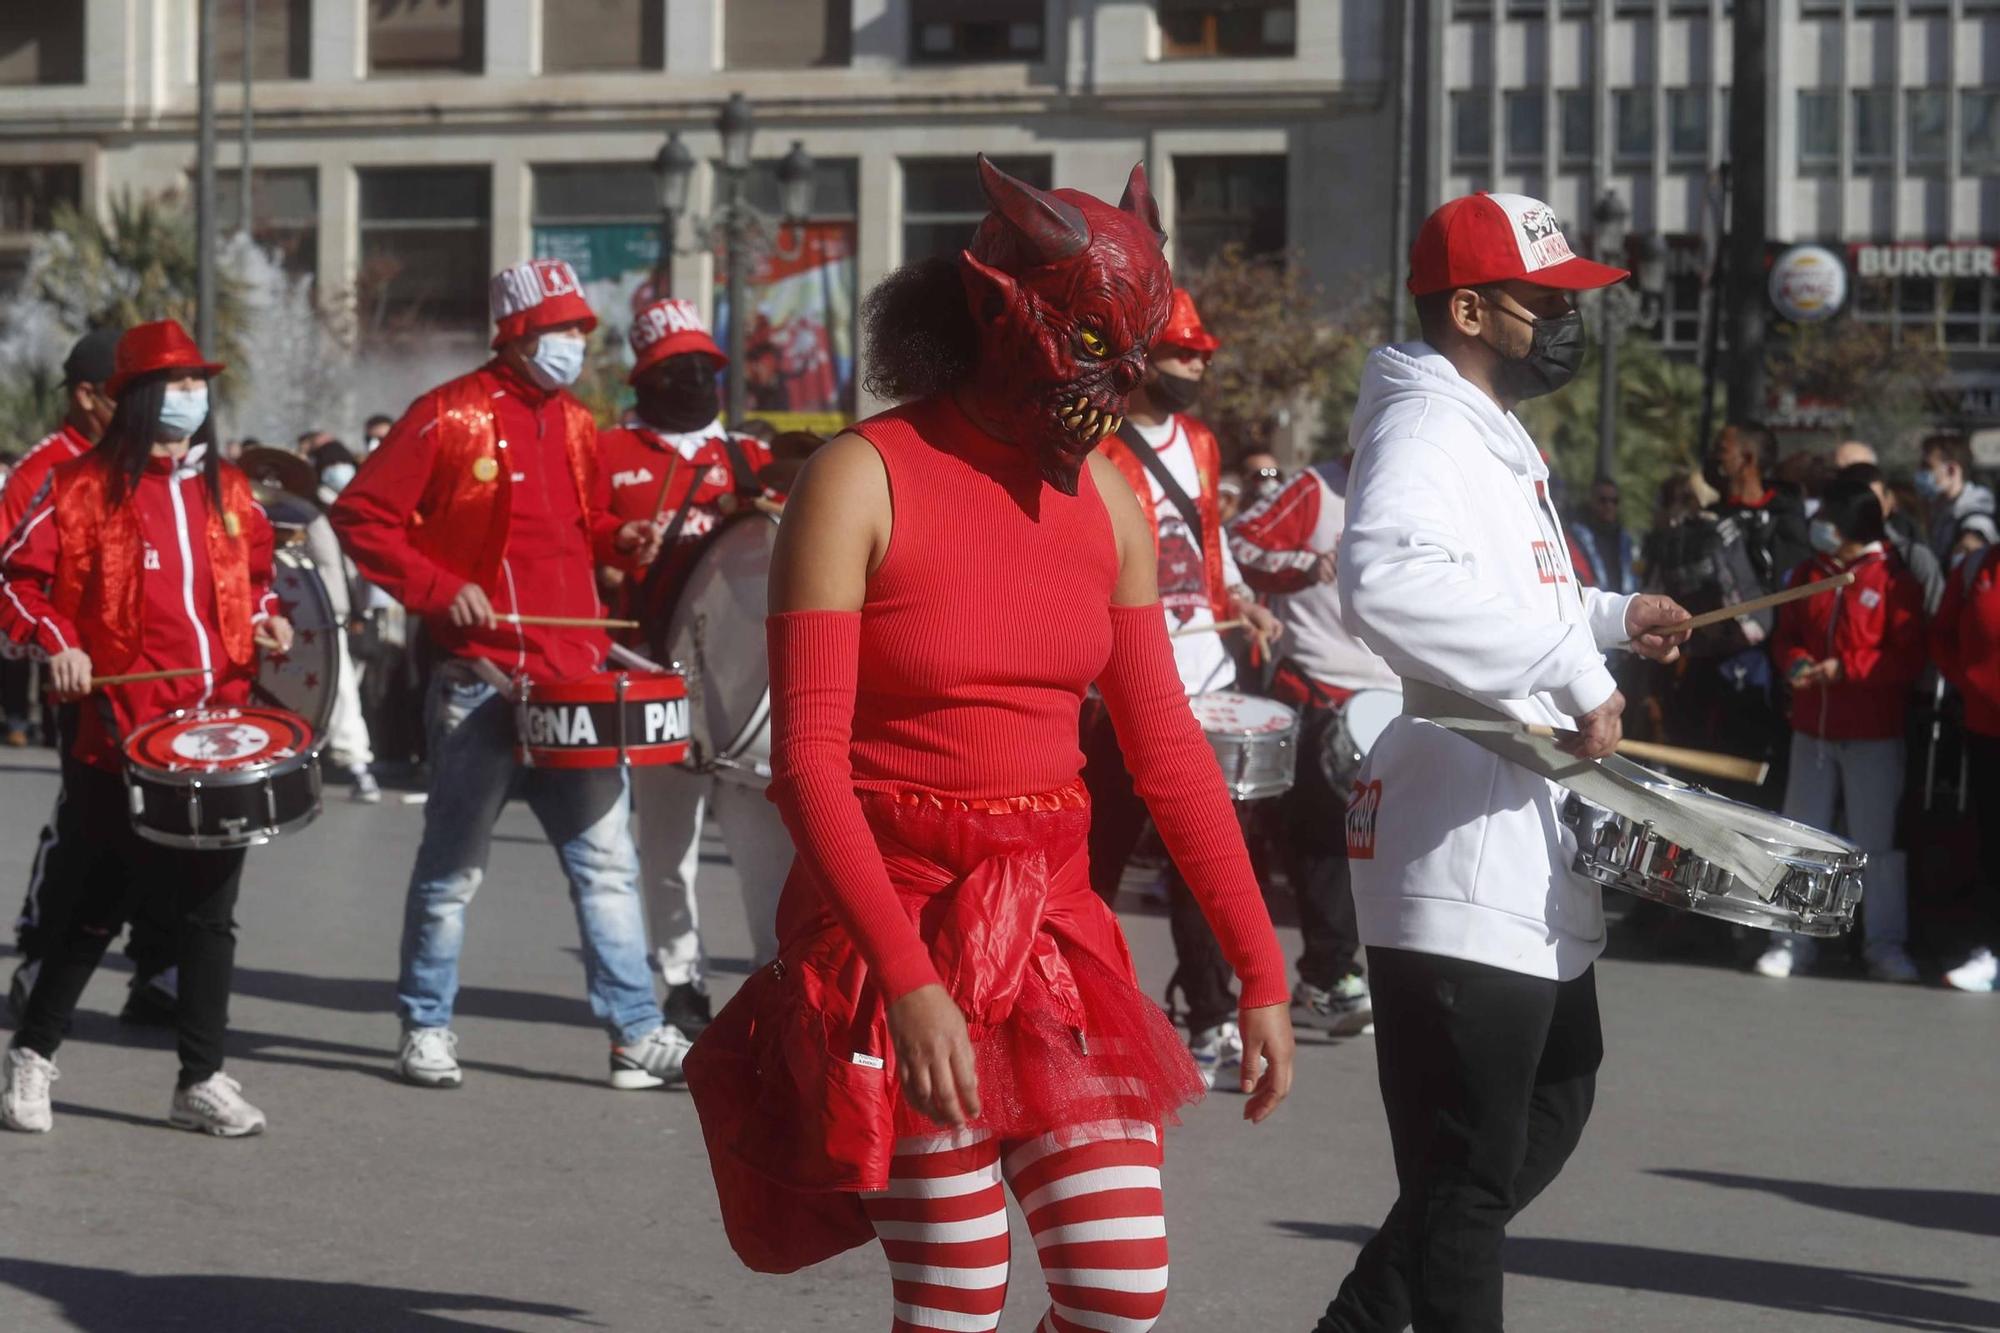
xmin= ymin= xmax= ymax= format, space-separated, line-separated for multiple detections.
xmin=126 ymin=706 xmax=316 ymax=775
xmin=1342 ymin=689 xmax=1402 ymax=757
xmin=1188 ymin=692 xmax=1297 ymax=736
xmin=656 ymin=513 xmax=777 ymax=763
xmin=258 ymin=547 xmax=338 ymax=738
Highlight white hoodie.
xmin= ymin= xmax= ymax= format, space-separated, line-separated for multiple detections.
xmin=1337 ymin=344 xmax=1634 ymax=981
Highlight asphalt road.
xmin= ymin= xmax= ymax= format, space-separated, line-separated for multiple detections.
xmin=1 ymin=746 xmax=1995 ymax=1333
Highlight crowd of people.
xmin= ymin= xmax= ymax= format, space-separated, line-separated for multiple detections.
xmin=0 ymin=164 xmax=1993 ymax=1333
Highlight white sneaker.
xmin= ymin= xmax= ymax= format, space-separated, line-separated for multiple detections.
xmin=1188 ymin=1021 xmax=1244 ymax=1093
xmin=1944 ymin=946 xmax=1998 ymax=993
xmin=170 ymin=1071 xmax=267 ymax=1137
xmin=396 ymin=1027 xmax=463 ymax=1088
xmin=1753 ymin=941 xmax=1797 ymax=979
xmin=1865 ymin=944 xmax=1921 ymax=984
xmin=349 ymin=765 xmax=382 ymax=804
xmin=1293 ymin=975 xmax=1373 ymax=1036
xmin=610 ymin=1025 xmax=692 ymax=1090
xmin=2 ymin=1046 xmax=57 ymax=1133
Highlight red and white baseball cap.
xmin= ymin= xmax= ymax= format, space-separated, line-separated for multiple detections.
xmin=489 ymin=258 xmax=597 ymax=348
xmin=1407 ymin=192 xmax=1628 ymax=296
xmin=626 ymin=297 xmax=726 ymax=383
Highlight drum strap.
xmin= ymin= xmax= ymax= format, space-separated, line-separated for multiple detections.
xmin=1115 ymin=422 xmax=1205 ymax=553
xmin=1400 ymin=678 xmax=1787 ymax=901
xmin=717 ymin=431 xmax=761 ymax=499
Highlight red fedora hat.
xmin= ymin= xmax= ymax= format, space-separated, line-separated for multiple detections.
xmin=106 ymin=319 xmax=226 ymax=398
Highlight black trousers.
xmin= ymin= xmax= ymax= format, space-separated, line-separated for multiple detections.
xmin=1316 ymin=948 xmax=1604 ymax=1333
xmin=12 ymin=758 xmax=246 ymax=1086
xmin=0 ymin=655 xmax=30 ymax=725
xmin=1968 ymin=733 xmax=2000 ymax=941
xmin=1281 ymin=701 xmax=1363 ymax=989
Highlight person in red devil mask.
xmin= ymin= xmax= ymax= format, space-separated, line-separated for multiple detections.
xmin=683 ymin=156 xmax=1294 ymax=1327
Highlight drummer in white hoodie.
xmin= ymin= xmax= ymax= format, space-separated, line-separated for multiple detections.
xmin=1315 ymin=193 xmax=1690 ymax=1333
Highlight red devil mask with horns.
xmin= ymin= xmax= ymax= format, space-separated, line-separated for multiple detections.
xmin=959 ymin=155 xmax=1173 ymax=495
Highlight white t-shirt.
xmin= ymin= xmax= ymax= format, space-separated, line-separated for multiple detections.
xmin=1129 ymin=416 xmax=1239 ymax=695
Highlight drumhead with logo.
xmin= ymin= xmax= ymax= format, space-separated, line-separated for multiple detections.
xmin=1188 ymin=691 xmax=1297 ymax=737
xmin=126 ymin=706 xmax=315 ymax=776
xmin=257 ymin=547 xmax=338 ymax=738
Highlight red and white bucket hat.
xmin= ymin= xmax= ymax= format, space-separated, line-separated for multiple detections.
xmin=626 ymin=297 xmax=727 ymax=384
xmin=489 ymin=258 xmax=598 ymax=348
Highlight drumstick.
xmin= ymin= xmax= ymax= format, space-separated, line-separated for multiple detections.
xmin=753 ymin=496 xmax=783 ymax=518
xmin=1650 ymin=572 xmax=1856 ymax=640
xmin=93 ymin=666 xmax=208 ymax=688
xmin=649 ymin=453 xmax=685 ymax=524
xmin=1170 ymin=618 xmax=1246 ymax=639
xmin=1526 ymin=726 xmax=1770 ymax=785
xmin=503 ymin=614 xmax=642 ymax=629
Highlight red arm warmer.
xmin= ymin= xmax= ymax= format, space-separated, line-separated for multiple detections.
xmin=766 ymin=609 xmax=942 ymax=1003
xmin=1097 ymin=603 xmax=1290 ymax=1009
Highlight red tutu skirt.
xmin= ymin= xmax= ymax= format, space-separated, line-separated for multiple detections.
xmin=685 ymin=781 xmax=1205 ymax=1274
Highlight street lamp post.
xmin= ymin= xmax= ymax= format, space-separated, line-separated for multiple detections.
xmin=649 ymin=96 xmax=816 ymax=426
xmin=1594 ymin=189 xmax=1630 ymax=484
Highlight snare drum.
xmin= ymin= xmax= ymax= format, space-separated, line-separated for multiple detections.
xmin=515 ymin=671 xmax=692 ymax=770
xmin=123 ymin=706 xmax=324 ymax=850
xmin=1328 ymin=688 xmax=1402 ymax=785
xmin=655 ymin=511 xmax=778 ymax=786
xmin=1188 ymin=691 xmax=1299 ymax=801
xmin=1561 ymin=770 xmax=1865 ymax=937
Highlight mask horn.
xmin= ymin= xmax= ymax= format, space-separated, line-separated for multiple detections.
xmin=976 ymin=153 xmax=1090 ymax=264
xmin=1120 ymin=163 xmax=1166 ymax=247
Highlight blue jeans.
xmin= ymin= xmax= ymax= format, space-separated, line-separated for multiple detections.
xmin=397 ymin=666 xmax=664 ymax=1043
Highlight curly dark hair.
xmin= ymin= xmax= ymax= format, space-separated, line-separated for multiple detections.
xmin=861 ymin=256 xmax=978 ymax=403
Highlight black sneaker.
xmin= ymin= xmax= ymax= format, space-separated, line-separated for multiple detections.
xmin=662 ymin=982 xmax=713 ymax=1037
xmin=119 ymin=971 xmax=179 ymax=1028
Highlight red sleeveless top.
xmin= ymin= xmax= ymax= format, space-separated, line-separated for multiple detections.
xmin=847 ymin=395 xmax=1118 ymax=798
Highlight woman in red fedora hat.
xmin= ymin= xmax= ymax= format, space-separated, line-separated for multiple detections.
xmin=0 ymin=318 xmax=292 ymax=1138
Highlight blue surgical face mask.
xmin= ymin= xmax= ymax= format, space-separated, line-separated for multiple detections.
xmin=1809 ymin=519 xmax=1843 ymax=555
xmin=526 ymin=333 xmax=587 ymax=390
xmin=1913 ymin=467 xmax=1942 ymax=500
xmin=156 ymin=384 xmax=210 ymax=441
xmin=320 ymin=462 xmax=356 ymax=493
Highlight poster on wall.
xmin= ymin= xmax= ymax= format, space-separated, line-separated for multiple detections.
xmin=531 ymin=223 xmax=658 ymax=354
xmin=711 ymin=221 xmax=857 ymax=437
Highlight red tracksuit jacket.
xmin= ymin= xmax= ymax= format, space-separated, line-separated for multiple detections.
xmin=1932 ymin=545 xmax=2000 ymax=739
xmin=1771 ymin=546 xmax=1924 ymax=741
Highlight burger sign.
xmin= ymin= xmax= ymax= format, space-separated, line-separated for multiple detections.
xmin=1768 ymin=244 xmax=1848 ymax=324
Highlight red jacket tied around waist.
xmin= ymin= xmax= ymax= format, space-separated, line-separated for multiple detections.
xmin=1771 ymin=547 xmax=1924 ymax=741
xmin=331 ymin=362 xmax=624 ymax=682
xmin=0 ymin=450 xmax=275 ymax=769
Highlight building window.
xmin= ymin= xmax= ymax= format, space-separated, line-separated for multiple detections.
xmin=368 ymin=0 xmax=484 ymax=76
xmin=911 ymin=0 xmax=1044 ymax=63
xmin=544 ymin=0 xmax=664 ymax=72
xmin=1613 ymin=90 xmax=1654 ymax=164
xmin=1504 ymin=91 xmax=1544 ymax=167
xmin=1797 ymin=90 xmax=1839 ymax=175
xmin=1173 ymin=154 xmax=1287 ymax=268
xmin=0 ymin=164 xmax=81 ymax=236
xmin=1666 ymin=89 xmax=1709 ymax=166
xmin=358 ymin=167 xmax=491 ymax=332
xmin=1964 ymin=91 xmax=2000 ymax=174
xmin=902 ymin=156 xmax=1052 ymax=264
xmin=0 ymin=9 xmax=85 ymax=85
xmin=214 ymin=168 xmax=318 ymax=280
xmin=1852 ymin=263 xmax=2000 ymax=351
xmin=1558 ymin=90 xmax=1593 ymax=168
xmin=1907 ymin=89 xmax=1948 ymax=171
xmin=218 ymin=0 xmax=311 ymax=82
xmin=1851 ymin=89 xmax=1893 ymax=173
xmin=1452 ymin=91 xmax=1492 ymax=170
xmin=726 ymin=0 xmax=852 ymax=69
xmin=1158 ymin=1 xmax=1296 ymax=58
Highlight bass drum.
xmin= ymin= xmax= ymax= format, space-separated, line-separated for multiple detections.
xmin=257 ymin=546 xmax=338 ymax=740
xmin=652 ymin=511 xmax=777 ymax=787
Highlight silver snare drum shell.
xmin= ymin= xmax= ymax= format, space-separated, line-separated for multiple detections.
xmin=1559 ymin=779 xmax=1865 ymax=938
xmin=1189 ymin=692 xmax=1299 ymax=802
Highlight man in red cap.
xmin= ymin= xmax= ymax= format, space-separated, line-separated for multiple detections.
xmin=332 ymin=259 xmax=688 ymax=1093
xmin=595 ymin=297 xmax=787 ymax=1035
xmin=1314 ymin=194 xmax=1691 ymax=1331
xmin=1085 ymin=286 xmax=1282 ymax=1088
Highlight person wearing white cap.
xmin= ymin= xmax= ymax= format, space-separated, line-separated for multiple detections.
xmin=596 ymin=297 xmax=790 ymax=1036
xmin=1313 ymin=194 xmax=1691 ymax=1331
xmin=332 ymin=259 xmax=687 ymax=1093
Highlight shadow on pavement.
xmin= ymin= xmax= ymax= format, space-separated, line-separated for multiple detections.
xmin=226 ymin=1027 xmax=612 ymax=1092
xmin=0 ymin=1259 xmax=599 ymax=1332
xmin=1274 ymin=1222 xmax=2000 ymax=1331
xmin=228 ymin=965 xmax=597 ymax=1029
xmin=1652 ymin=1168 xmax=2000 ymax=1239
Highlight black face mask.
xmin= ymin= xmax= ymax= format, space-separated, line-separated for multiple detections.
xmin=1484 ymin=298 xmax=1586 ymax=401
xmin=1150 ymin=369 xmax=1203 ymax=414
xmin=635 ymin=355 xmax=722 ymax=434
